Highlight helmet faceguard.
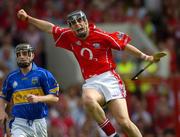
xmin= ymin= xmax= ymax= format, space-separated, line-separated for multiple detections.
xmin=67 ymin=10 xmax=89 ymax=39
xmin=15 ymin=43 xmax=35 ymax=68
xmin=67 ymin=10 xmax=87 ymax=26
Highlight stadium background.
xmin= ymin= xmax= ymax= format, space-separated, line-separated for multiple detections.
xmin=0 ymin=0 xmax=179 ymax=137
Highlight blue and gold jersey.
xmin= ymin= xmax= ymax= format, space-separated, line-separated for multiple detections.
xmin=0 ymin=63 xmax=59 ymax=120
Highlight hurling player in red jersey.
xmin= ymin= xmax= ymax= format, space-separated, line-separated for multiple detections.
xmin=17 ymin=9 xmax=156 ymax=137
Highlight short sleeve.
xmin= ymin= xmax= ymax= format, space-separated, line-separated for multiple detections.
xmin=108 ymin=32 xmax=131 ymax=50
xmin=52 ymin=26 xmax=72 ymax=51
xmin=40 ymin=70 xmax=59 ymax=96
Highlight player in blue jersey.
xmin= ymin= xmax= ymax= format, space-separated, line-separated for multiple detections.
xmin=0 ymin=43 xmax=59 ymax=137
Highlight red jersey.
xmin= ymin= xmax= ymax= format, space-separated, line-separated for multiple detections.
xmin=52 ymin=24 xmax=131 ymax=79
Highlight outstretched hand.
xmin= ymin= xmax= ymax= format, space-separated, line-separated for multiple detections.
xmin=141 ymin=54 xmax=160 ymax=62
xmin=141 ymin=54 xmax=154 ymax=62
xmin=17 ymin=9 xmax=28 ymax=21
xmin=146 ymin=55 xmax=154 ymax=62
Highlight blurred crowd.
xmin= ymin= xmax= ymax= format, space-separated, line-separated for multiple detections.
xmin=0 ymin=0 xmax=179 ymax=137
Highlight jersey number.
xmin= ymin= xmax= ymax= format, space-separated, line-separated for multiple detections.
xmin=80 ymin=48 xmax=98 ymax=61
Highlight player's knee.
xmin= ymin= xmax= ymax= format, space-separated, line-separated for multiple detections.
xmin=116 ymin=118 xmax=132 ymax=130
xmin=82 ymin=96 xmax=97 ymax=110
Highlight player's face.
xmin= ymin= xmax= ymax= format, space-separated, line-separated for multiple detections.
xmin=69 ymin=17 xmax=89 ymax=39
xmin=16 ymin=50 xmax=34 ymax=68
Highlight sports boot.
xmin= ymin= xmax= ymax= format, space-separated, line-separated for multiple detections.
xmin=113 ymin=133 xmax=120 ymax=137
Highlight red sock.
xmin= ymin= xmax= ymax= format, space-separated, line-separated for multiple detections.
xmin=99 ymin=119 xmax=116 ymax=136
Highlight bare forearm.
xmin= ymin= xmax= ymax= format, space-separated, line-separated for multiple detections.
xmin=27 ymin=16 xmax=54 ymax=34
xmin=0 ymin=99 xmax=6 ymax=112
xmin=124 ymin=44 xmax=147 ymax=58
xmin=37 ymin=94 xmax=59 ymax=103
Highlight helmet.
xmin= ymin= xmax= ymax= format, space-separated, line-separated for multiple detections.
xmin=67 ymin=10 xmax=87 ymax=26
xmin=15 ymin=43 xmax=35 ymax=54
xmin=15 ymin=43 xmax=35 ymax=68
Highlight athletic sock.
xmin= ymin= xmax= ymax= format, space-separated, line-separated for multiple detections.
xmin=99 ymin=119 xmax=116 ymax=136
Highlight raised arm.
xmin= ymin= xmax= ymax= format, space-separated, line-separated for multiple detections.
xmin=124 ymin=43 xmax=154 ymax=62
xmin=17 ymin=9 xmax=54 ymax=34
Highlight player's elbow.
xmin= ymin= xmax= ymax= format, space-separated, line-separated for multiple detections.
xmin=48 ymin=94 xmax=59 ymax=102
xmin=53 ymin=96 xmax=59 ymax=102
xmin=46 ymin=23 xmax=54 ymax=34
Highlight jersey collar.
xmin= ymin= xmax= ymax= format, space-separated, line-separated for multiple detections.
xmin=18 ymin=62 xmax=38 ymax=74
xmin=89 ymin=23 xmax=96 ymax=30
xmin=32 ymin=62 xmax=38 ymax=70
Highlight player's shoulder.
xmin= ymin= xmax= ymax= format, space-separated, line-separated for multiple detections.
xmin=32 ymin=63 xmax=46 ymax=71
xmin=35 ymin=66 xmax=48 ymax=73
xmin=109 ymin=31 xmax=131 ymax=41
xmin=5 ymin=69 xmax=19 ymax=80
xmin=35 ymin=66 xmax=53 ymax=77
xmin=89 ymin=23 xmax=109 ymax=35
xmin=90 ymin=23 xmax=102 ymax=31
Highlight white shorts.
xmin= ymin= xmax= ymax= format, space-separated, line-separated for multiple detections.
xmin=10 ymin=117 xmax=47 ymax=137
xmin=82 ymin=70 xmax=126 ymax=102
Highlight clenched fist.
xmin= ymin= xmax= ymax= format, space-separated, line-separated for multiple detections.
xmin=17 ymin=9 xmax=28 ymax=21
xmin=27 ymin=94 xmax=39 ymax=103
